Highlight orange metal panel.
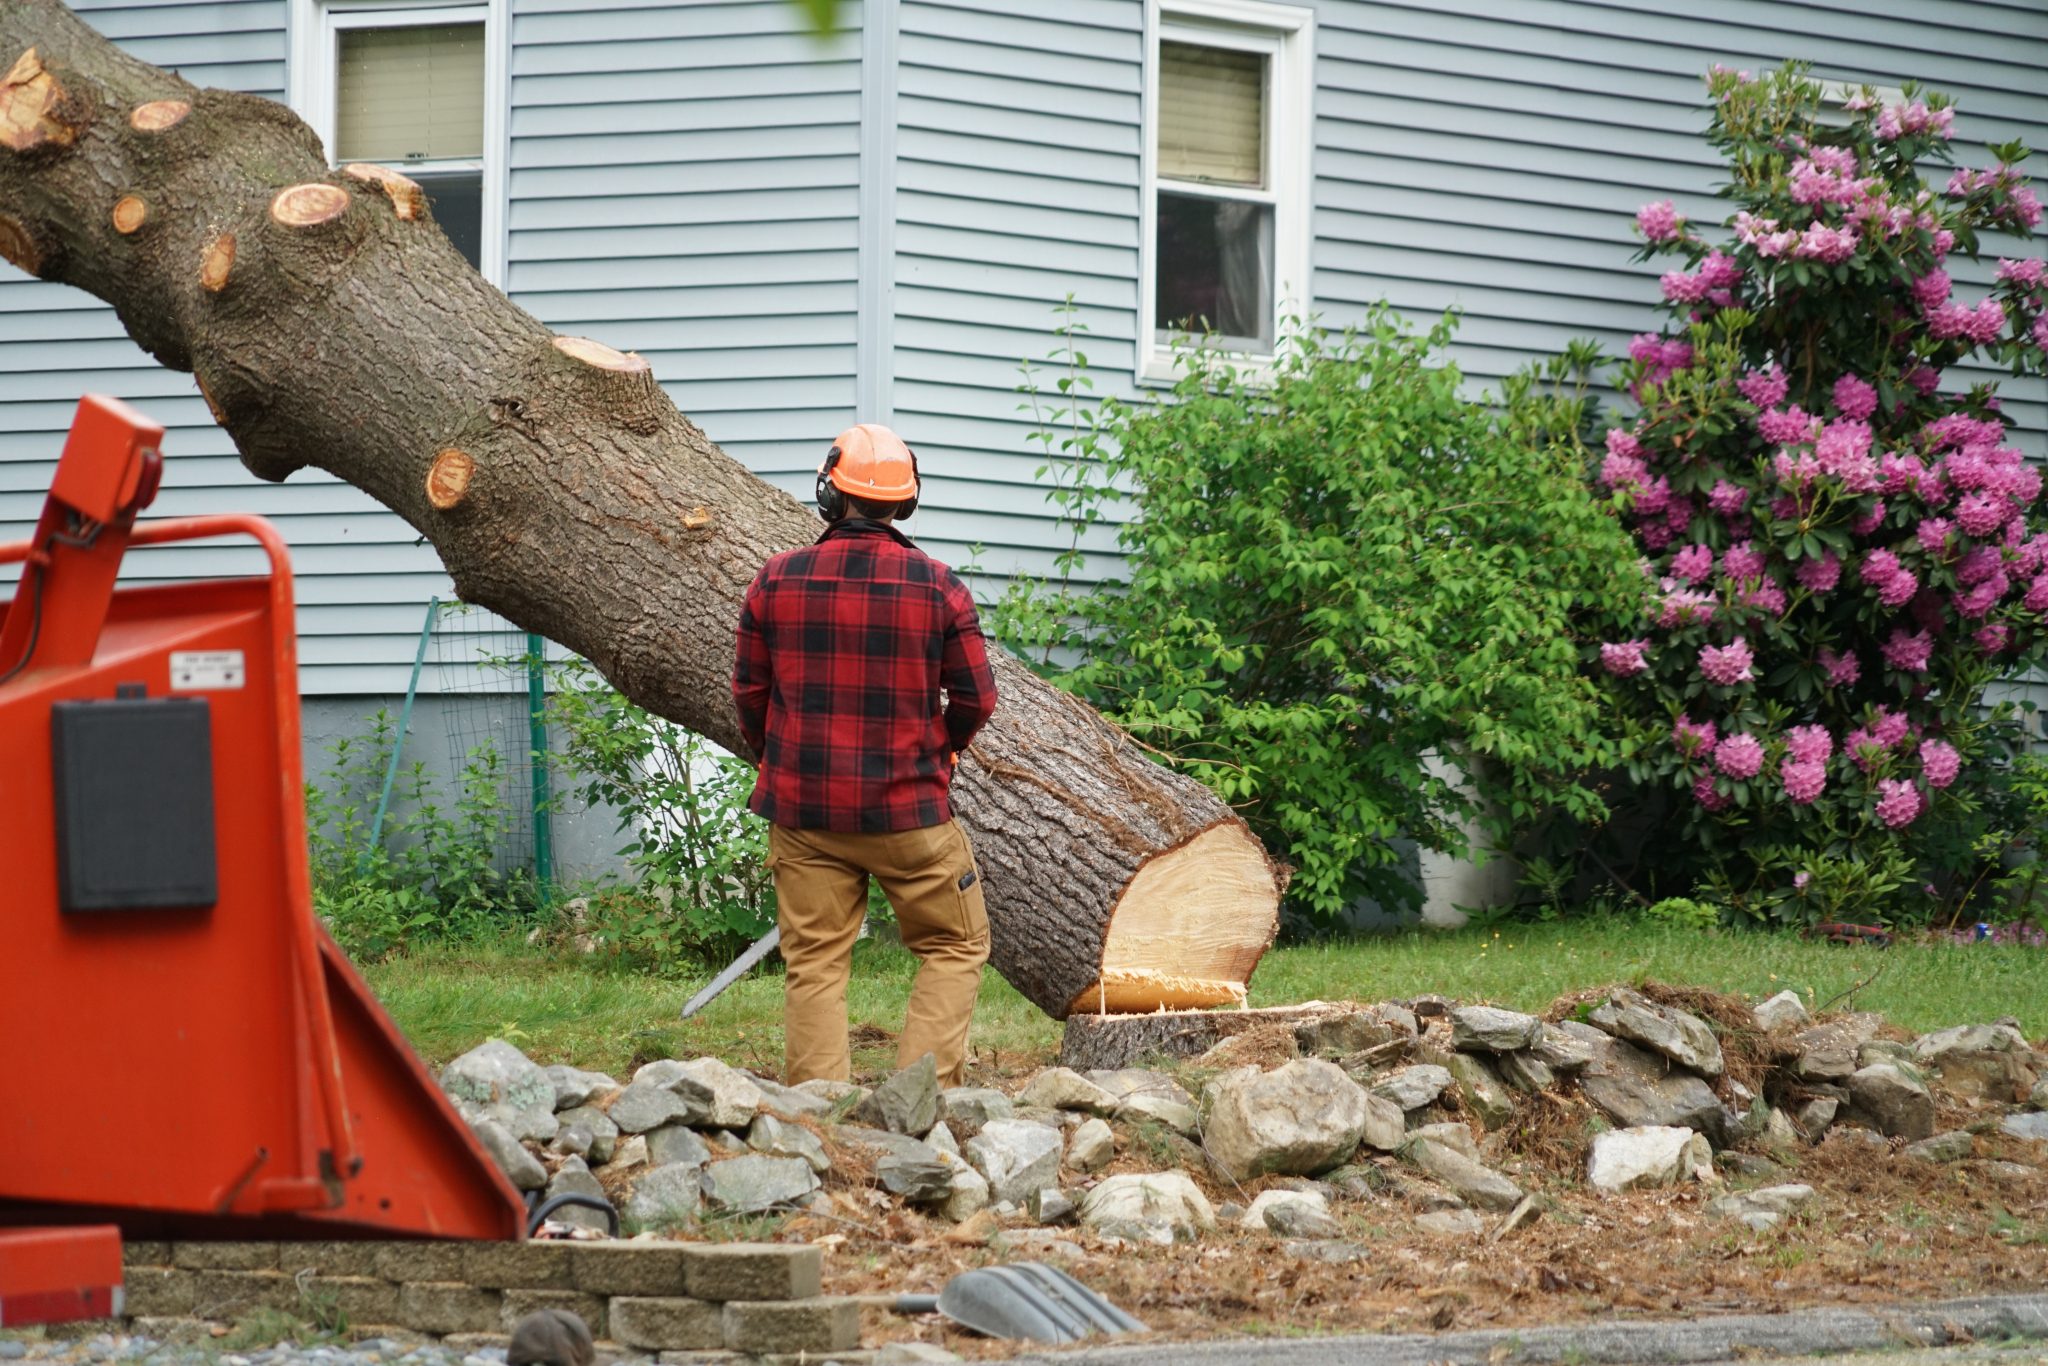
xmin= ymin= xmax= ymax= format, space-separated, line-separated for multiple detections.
xmin=0 ymin=1227 xmax=123 ymax=1326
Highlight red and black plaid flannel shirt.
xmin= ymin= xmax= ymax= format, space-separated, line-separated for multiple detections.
xmin=732 ymin=518 xmax=998 ymax=832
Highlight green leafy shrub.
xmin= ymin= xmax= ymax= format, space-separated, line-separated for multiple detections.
xmin=306 ymin=709 xmax=539 ymax=958
xmin=993 ymin=307 xmax=1645 ymax=925
xmin=545 ymin=660 xmax=775 ymax=964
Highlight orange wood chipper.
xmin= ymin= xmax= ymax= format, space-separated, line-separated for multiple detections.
xmin=0 ymin=397 xmax=527 ymax=1327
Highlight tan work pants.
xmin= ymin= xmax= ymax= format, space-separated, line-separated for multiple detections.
xmin=768 ymin=819 xmax=989 ymax=1089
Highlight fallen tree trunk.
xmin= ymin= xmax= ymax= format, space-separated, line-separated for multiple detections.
xmin=0 ymin=0 xmax=1283 ymax=1018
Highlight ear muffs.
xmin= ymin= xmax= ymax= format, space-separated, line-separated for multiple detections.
xmin=898 ymin=445 xmax=920 ymax=518
xmin=816 ymin=445 xmax=847 ymax=521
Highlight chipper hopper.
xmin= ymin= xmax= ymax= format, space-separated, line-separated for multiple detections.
xmin=0 ymin=397 xmax=525 ymax=1323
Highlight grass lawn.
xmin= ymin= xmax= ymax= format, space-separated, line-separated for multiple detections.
xmin=363 ymin=919 xmax=2047 ymax=1080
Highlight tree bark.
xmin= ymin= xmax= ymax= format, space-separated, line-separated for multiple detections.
xmin=0 ymin=0 xmax=1284 ymax=1019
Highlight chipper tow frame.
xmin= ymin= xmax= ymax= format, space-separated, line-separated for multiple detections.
xmin=0 ymin=396 xmax=525 ymax=1324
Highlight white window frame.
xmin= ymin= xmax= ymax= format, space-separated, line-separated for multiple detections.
xmin=287 ymin=0 xmax=510 ymax=288
xmin=1139 ymin=0 xmax=1313 ymax=386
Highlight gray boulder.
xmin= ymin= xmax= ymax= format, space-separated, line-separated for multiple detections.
xmin=470 ymin=1118 xmax=546 ymax=1190
xmin=1495 ymin=1051 xmax=1555 ymax=1093
xmin=607 ymin=1080 xmax=697 ymax=1135
xmin=1791 ymin=1017 xmax=1883 ymax=1081
xmin=1401 ymin=1137 xmax=1523 ymax=1211
xmin=543 ymin=1155 xmax=612 ymax=1233
xmin=1450 ymin=1006 xmax=1543 ymax=1054
xmin=965 ymin=1119 xmax=1064 ymax=1207
xmin=937 ymin=1086 xmax=1013 ymax=1136
xmin=1911 ymin=1023 xmax=2037 ymax=1102
xmin=746 ymin=1113 xmax=831 ymax=1174
xmin=1589 ymin=989 xmax=1723 ymax=1079
xmin=1356 ymin=1091 xmax=1407 ymax=1152
xmin=1079 ymin=1172 xmax=1214 ymax=1242
xmin=441 ymin=1039 xmax=559 ymax=1142
xmin=1202 ymin=1060 xmax=1372 ymax=1180
xmin=542 ymin=1064 xmax=618 ymax=1111
xmin=555 ymin=1103 xmax=618 ymax=1163
xmin=1752 ymin=990 xmax=1809 ymax=1031
xmin=1532 ymin=1023 xmax=1599 ymax=1072
xmin=1372 ymin=1065 xmax=1453 ymax=1112
xmin=2002 ymin=1112 xmax=2048 ymax=1142
xmin=1848 ymin=1061 xmax=1935 ymax=1140
xmin=1065 ymin=1117 xmax=1114 ymax=1173
xmin=1577 ymin=1035 xmax=1722 ymax=1136
xmin=645 ymin=1122 xmax=712 ymax=1169
xmin=878 ymin=1153 xmax=955 ymax=1204
xmin=1587 ymin=1125 xmax=1712 ymax=1193
xmin=936 ymin=1150 xmax=991 ymax=1222
xmin=751 ymin=1076 xmax=834 ymax=1121
xmin=2033 ymin=1077 xmax=2048 ymax=1110
xmin=1408 ymin=1121 xmax=1480 ymax=1162
xmin=1904 ymin=1131 xmax=1973 ymax=1164
xmin=1416 ymin=1209 xmax=1486 ymax=1238
xmin=855 ymin=1054 xmax=940 ymax=1135
xmin=1017 ymin=1067 xmax=1120 ymax=1115
xmin=925 ymin=1121 xmax=961 ymax=1156
xmin=700 ymin=1154 xmax=819 ymax=1213
xmin=797 ymin=1078 xmax=867 ymax=1104
xmin=1796 ymin=1096 xmax=1839 ymax=1141
xmin=1252 ymin=1190 xmax=1341 ymax=1239
xmin=1705 ymin=1183 xmax=1814 ymax=1231
xmin=655 ymin=1057 xmax=764 ymax=1128
xmin=1441 ymin=1052 xmax=1516 ymax=1129
xmin=1086 ymin=1069 xmax=1200 ymax=1133
xmin=624 ymin=1160 xmax=702 ymax=1227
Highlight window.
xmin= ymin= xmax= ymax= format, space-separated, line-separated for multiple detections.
xmin=1141 ymin=0 xmax=1312 ymax=382
xmin=289 ymin=0 xmax=506 ymax=283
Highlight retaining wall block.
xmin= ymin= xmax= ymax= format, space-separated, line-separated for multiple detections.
xmin=569 ymin=1242 xmax=691 ymax=1297
xmin=173 ymin=1243 xmax=279 ymax=1272
xmin=608 ymin=1296 xmax=725 ymax=1351
xmin=398 ymin=1282 xmax=505 ymax=1336
xmin=501 ymin=1288 xmax=608 ymax=1338
xmin=720 ymin=1298 xmax=861 ymax=1355
xmin=682 ymin=1244 xmax=822 ymax=1303
xmin=464 ymin=1242 xmax=574 ymax=1290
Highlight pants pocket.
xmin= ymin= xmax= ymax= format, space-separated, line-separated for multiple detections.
xmin=946 ymin=823 xmax=990 ymax=947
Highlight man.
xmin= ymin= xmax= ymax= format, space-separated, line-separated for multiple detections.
xmin=732 ymin=423 xmax=998 ymax=1088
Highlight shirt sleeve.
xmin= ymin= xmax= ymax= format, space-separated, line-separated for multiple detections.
xmin=939 ymin=575 xmax=998 ymax=754
xmin=732 ymin=569 xmax=773 ymax=762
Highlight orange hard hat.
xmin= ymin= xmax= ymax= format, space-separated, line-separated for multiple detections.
xmin=821 ymin=423 xmax=919 ymax=502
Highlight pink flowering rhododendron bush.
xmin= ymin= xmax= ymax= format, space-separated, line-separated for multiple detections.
xmin=1587 ymin=65 xmax=2048 ymax=923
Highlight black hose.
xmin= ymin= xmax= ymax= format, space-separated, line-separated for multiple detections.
xmin=525 ymin=1191 xmax=619 ymax=1238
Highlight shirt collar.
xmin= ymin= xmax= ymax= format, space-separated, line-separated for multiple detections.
xmin=818 ymin=517 xmax=914 ymax=549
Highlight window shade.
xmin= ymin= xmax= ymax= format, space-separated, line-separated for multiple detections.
xmin=1159 ymin=40 xmax=1264 ymax=187
xmin=337 ymin=23 xmax=485 ymax=164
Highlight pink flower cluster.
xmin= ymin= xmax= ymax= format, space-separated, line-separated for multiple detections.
xmin=1876 ymin=101 xmax=1955 ymax=141
xmin=1875 ymin=777 xmax=1922 ymax=827
xmin=1927 ymin=296 xmax=2006 ymax=344
xmin=1860 ymin=548 xmax=1919 ymax=608
xmin=1698 ymin=638 xmax=1755 ymax=686
xmin=1600 ymin=639 xmax=1650 ymax=676
xmin=1636 ymin=200 xmax=1683 ymax=242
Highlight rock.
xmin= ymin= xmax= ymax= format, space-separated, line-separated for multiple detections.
xmin=1823 ymin=1127 xmax=1888 ymax=1155
xmin=938 ymin=1151 xmax=991 ymax=1222
xmin=965 ymin=1119 xmax=1064 ymax=1207
xmin=645 ymin=1122 xmax=712 ymax=1170
xmin=1753 ymin=990 xmax=1809 ymax=1031
xmin=1065 ymin=1117 xmax=1114 ymax=1173
xmin=877 ymin=1153 xmax=955 ymax=1204
xmin=1440 ymin=1052 xmax=1516 ymax=1130
xmin=1012 ymin=1104 xmax=1067 ymax=1129
xmin=663 ymin=1057 xmax=765 ymax=1128
xmin=542 ymin=1064 xmax=618 ymax=1111
xmin=746 ymin=1113 xmax=831 ymax=1174
xmin=1294 ymin=1008 xmax=1402 ymax=1056
xmin=875 ymin=1345 xmax=964 ymax=1365
xmin=2002 ymin=1112 xmax=2048 ymax=1142
xmin=1495 ymin=1051 xmax=1555 ymax=1093
xmin=937 ymin=1086 xmax=1013 ymax=1136
xmin=1792 ymin=1018 xmax=1881 ymax=1081
xmin=1904 ymin=1131 xmax=1974 ymax=1163
xmin=1450 ymin=1005 xmax=1543 ymax=1053
xmin=1246 ymin=1190 xmax=1342 ymax=1239
xmin=1117 ymin=1094 xmax=1200 ymax=1134
xmin=1028 ymin=1188 xmax=1078 ymax=1225
xmin=555 ymin=1104 xmax=618 ymax=1163
xmin=1705 ymin=1183 xmax=1814 ymax=1231
xmin=2031 ymin=1077 xmax=2048 ymax=1110
xmin=1911 ymin=1023 xmax=2037 ymax=1102
xmin=1761 ymin=1107 xmax=1803 ymax=1155
xmin=552 ymin=1123 xmax=593 ymax=1159
xmin=700 ymin=1153 xmax=818 ymax=1213
xmin=1415 ymin=1209 xmax=1486 ymax=1238
xmin=751 ymin=1076 xmax=834 ymax=1121
xmin=543 ymin=1155 xmax=611 ymax=1233
xmin=1858 ymin=1040 xmax=1913 ymax=1068
xmin=854 ymin=1054 xmax=940 ymax=1135
xmin=1408 ymin=1121 xmax=1480 ymax=1162
xmin=1532 ymin=1023 xmax=1599 ymax=1072
xmin=1290 ymin=1238 xmax=1374 ymax=1263
xmin=1356 ymin=1092 xmax=1407 ymax=1153
xmin=832 ymin=1123 xmax=934 ymax=1162
xmin=625 ymin=1160 xmax=702 ymax=1227
xmin=1589 ymin=989 xmax=1724 ymax=1079
xmin=1084 ymin=1071 xmax=1203 ymax=1133
xmin=1848 ymin=1061 xmax=1936 ymax=1140
xmin=1402 ymin=1137 xmax=1523 ymax=1211
xmin=710 ymin=1128 xmax=747 ymax=1151
xmin=1982 ymin=1160 xmax=2037 ymax=1181
xmin=1202 ymin=1060 xmax=1373 ymax=1180
xmin=1796 ymin=1096 xmax=1839 ymax=1141
xmin=1017 ymin=1067 xmax=1120 ymax=1115
xmin=1079 ymin=1171 xmax=1215 ymax=1242
xmin=601 ymin=1133 xmax=649 ymax=1173
xmin=1493 ymin=1195 xmax=1543 ymax=1240
xmin=606 ymin=1080 xmax=698 ymax=1135
xmin=1577 ymin=1036 xmax=1723 ymax=1136
xmin=1374 ymin=1065 xmax=1454 ymax=1112
xmin=796 ymin=1078 xmax=867 ymax=1105
xmin=441 ymin=1039 xmax=559 ymax=1142
xmin=470 ymin=1118 xmax=546 ymax=1190
xmin=1587 ymin=1126 xmax=1713 ymax=1193
xmin=926 ymin=1121 xmax=961 ymax=1157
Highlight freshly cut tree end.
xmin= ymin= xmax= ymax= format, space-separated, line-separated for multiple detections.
xmin=128 ymin=98 xmax=188 ymax=132
xmin=271 ymin=182 xmax=349 ymax=228
xmin=0 ymin=212 xmax=41 ymax=274
xmin=342 ymin=162 xmax=424 ymax=221
xmin=1060 ymin=1002 xmax=1356 ymax=1071
xmin=199 ymin=232 xmax=234 ymax=292
xmin=1 ymin=45 xmax=76 ymax=152
xmin=1064 ymin=821 xmax=1279 ymax=1015
xmin=111 ymin=194 xmax=145 ymax=234
xmin=426 ymin=447 xmax=475 ymax=511
xmin=553 ymin=334 xmax=649 ymax=372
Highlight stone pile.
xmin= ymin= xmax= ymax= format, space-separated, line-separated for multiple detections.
xmin=438 ymin=986 xmax=2048 ymax=1260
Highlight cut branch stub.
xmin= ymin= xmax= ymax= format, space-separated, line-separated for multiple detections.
xmin=425 ymin=447 xmax=475 ymax=511
xmin=199 ymin=231 xmax=234 ymax=292
xmin=270 ymin=182 xmax=350 ymax=228
xmin=552 ymin=335 xmax=649 ymax=372
xmin=342 ymin=162 xmax=424 ymax=221
xmin=111 ymin=194 xmax=145 ymax=234
xmin=550 ymin=335 xmax=665 ymax=434
xmin=0 ymin=46 xmax=79 ymax=153
xmin=128 ymin=99 xmax=189 ymax=132
xmin=0 ymin=212 xmax=41 ymax=274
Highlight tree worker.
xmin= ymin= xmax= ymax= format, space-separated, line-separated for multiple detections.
xmin=732 ymin=422 xmax=999 ymax=1089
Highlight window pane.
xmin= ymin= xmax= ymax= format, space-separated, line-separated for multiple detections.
xmin=1156 ymin=190 xmax=1274 ymax=351
xmin=412 ymin=168 xmax=483 ymax=270
xmin=337 ymin=23 xmax=485 ymax=163
xmin=1159 ymin=41 xmax=1264 ymax=187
